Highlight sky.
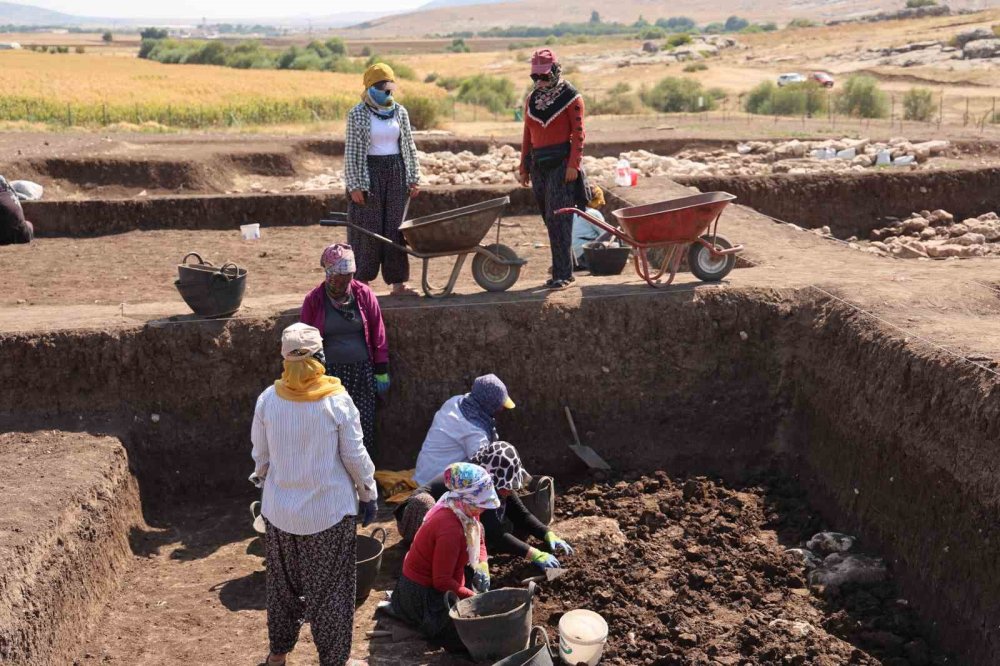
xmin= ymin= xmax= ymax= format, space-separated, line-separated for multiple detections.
xmin=24 ymin=0 xmax=429 ymax=19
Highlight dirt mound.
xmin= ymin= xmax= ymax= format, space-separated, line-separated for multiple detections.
xmin=31 ymin=157 xmax=226 ymax=192
xmin=494 ymin=473 xmax=950 ymax=665
xmin=222 ymin=152 xmax=297 ymax=177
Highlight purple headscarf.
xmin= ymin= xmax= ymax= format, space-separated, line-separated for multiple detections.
xmin=321 ymin=243 xmax=356 ymax=276
xmin=458 ymin=374 xmax=512 ymax=442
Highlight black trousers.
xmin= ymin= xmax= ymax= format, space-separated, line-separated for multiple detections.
xmin=530 ymin=161 xmax=576 ymax=282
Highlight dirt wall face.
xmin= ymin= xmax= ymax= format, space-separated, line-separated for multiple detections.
xmin=0 ymin=430 xmax=142 ymax=666
xmin=678 ymin=168 xmax=1000 ymax=238
xmin=23 ymin=186 xmax=538 ymax=237
xmin=784 ymin=299 xmax=1000 ymax=666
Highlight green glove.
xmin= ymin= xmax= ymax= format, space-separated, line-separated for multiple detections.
xmin=527 ymin=547 xmax=561 ymax=569
xmin=545 ymin=530 xmax=574 ymax=556
xmin=375 ymin=373 xmax=390 ymax=395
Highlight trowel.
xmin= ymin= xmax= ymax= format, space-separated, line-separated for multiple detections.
xmin=564 ymin=406 xmax=611 ymax=471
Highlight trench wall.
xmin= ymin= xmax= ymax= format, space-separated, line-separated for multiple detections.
xmin=678 ymin=168 xmax=1000 ymax=238
xmin=23 ymin=185 xmax=537 ymax=238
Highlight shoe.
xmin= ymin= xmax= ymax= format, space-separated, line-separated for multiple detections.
xmin=543 ymin=279 xmax=571 ymax=290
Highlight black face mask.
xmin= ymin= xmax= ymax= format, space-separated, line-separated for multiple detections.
xmin=311 ymin=350 xmax=326 ymax=366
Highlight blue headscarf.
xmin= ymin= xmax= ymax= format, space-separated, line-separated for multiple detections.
xmin=458 ymin=374 xmax=511 ymax=442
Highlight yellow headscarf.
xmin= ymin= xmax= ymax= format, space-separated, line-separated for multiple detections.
xmin=274 ymin=357 xmax=345 ymax=402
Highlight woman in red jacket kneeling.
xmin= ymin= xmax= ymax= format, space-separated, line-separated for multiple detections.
xmin=390 ymin=462 xmax=500 ymax=651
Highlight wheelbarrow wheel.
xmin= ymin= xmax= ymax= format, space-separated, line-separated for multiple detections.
xmin=688 ymin=234 xmax=736 ymax=282
xmin=472 ymin=243 xmax=521 ymax=292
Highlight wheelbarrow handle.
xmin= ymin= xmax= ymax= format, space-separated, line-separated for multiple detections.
xmin=319 ymin=219 xmax=348 ymax=227
xmin=320 ymin=217 xmax=412 ymax=256
xmin=554 ymin=207 xmax=628 ymax=243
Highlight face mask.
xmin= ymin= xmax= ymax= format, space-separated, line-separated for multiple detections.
xmin=368 ymin=86 xmax=393 ymax=106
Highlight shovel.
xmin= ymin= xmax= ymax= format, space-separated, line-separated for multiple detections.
xmin=564 ymin=406 xmax=611 ymax=471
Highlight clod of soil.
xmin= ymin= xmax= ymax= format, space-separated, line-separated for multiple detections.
xmin=493 ymin=473 xmax=951 ymax=666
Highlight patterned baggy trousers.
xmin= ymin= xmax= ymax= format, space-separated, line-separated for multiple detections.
xmin=348 ymin=154 xmax=410 ymax=285
xmin=265 ymin=515 xmax=357 ymax=665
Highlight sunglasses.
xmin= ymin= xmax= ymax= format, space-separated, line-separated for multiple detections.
xmin=530 ymin=73 xmax=553 ymax=82
xmin=372 ymin=80 xmax=393 ymax=92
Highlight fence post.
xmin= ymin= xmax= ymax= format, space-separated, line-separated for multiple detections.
xmin=938 ymin=92 xmax=943 ymax=130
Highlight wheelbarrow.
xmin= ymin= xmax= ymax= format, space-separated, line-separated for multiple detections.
xmin=557 ymin=191 xmax=743 ymax=288
xmin=320 ymin=196 xmax=526 ymax=298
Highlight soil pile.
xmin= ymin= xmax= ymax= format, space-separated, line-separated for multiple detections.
xmin=495 ymin=473 xmax=951 ymax=665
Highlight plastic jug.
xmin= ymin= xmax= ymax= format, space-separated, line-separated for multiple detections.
xmin=614 ymin=159 xmax=632 ymax=187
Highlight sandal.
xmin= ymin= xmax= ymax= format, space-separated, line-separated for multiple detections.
xmin=262 ymin=655 xmax=286 ymax=666
xmin=543 ymin=279 xmax=571 ymax=291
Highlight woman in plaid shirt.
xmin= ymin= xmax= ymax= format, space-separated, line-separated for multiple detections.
xmin=344 ymin=63 xmax=421 ymax=296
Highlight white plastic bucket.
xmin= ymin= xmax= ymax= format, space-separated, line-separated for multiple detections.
xmin=614 ymin=159 xmax=631 ymax=187
xmin=240 ymin=223 xmax=261 ymax=240
xmin=558 ymin=609 xmax=608 ymax=665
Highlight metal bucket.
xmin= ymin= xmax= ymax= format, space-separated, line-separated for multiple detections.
xmin=356 ymin=527 xmax=386 ymax=605
xmin=447 ymin=582 xmax=536 ymax=662
xmin=492 ymin=626 xmax=554 ymax=666
xmin=520 ymin=476 xmax=555 ymax=526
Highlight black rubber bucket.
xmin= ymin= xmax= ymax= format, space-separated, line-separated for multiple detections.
xmin=174 ymin=259 xmax=247 ymax=318
xmin=583 ymin=243 xmax=631 ymax=276
xmin=492 ymin=626 xmax=554 ymax=666
xmin=447 ymin=582 xmax=535 ymax=662
xmin=519 ymin=477 xmax=554 ymax=526
xmin=356 ymin=527 xmax=386 ymax=605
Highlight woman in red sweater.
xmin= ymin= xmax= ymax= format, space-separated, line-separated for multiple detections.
xmin=518 ymin=48 xmax=587 ymax=290
xmin=390 ymin=462 xmax=500 ymax=650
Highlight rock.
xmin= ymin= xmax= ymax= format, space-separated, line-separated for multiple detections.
xmin=767 ymin=619 xmax=814 ymax=638
xmin=677 ymin=633 xmax=698 ymax=647
xmin=954 ymin=232 xmax=986 ymax=246
xmin=947 ymin=222 xmax=969 ymax=237
xmin=785 ymin=548 xmax=823 ymax=569
xmin=912 ymin=140 xmax=949 ymax=156
xmin=927 ymin=209 xmax=953 ymax=226
xmin=919 ymin=227 xmax=938 ymax=241
xmin=978 ymin=211 xmax=1000 ymax=221
xmin=963 ymin=38 xmax=1000 ymax=59
xmin=773 ymin=140 xmax=807 ymax=159
xmin=809 ymin=553 xmax=887 ymax=586
xmin=893 ymin=240 xmax=929 ymax=259
xmin=806 ymin=532 xmax=855 ymax=555
xmin=901 ymin=217 xmax=928 ymax=233
xmin=954 ymin=27 xmax=995 ymax=48
xmin=642 ymin=41 xmax=659 ymax=53
xmin=851 ymin=154 xmax=873 ymax=167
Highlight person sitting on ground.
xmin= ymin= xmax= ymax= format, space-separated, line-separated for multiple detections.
xmin=0 ymin=176 xmax=33 ymax=246
xmin=571 ymin=185 xmax=609 ymax=272
xmin=396 ymin=441 xmax=573 ymax=570
xmin=413 ymin=374 xmax=515 ymax=485
xmin=390 ymin=462 xmax=500 ymax=651
xmin=300 ymin=243 xmax=390 ymax=458
xmin=250 ymin=323 xmax=377 ymax=666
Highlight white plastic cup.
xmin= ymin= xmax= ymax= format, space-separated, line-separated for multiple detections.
xmin=240 ymin=223 xmax=261 ymax=240
xmin=559 ymin=609 xmax=608 ymax=665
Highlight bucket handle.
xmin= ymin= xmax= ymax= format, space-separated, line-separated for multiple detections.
xmin=250 ymin=500 xmax=261 ymax=521
xmin=536 ymin=476 xmax=552 ymax=493
xmin=529 ymin=626 xmax=550 ymax=649
xmin=444 ymin=590 xmax=460 ymax=617
xmin=526 ymin=580 xmax=537 ymax=603
xmin=370 ymin=526 xmax=387 ymax=545
xmin=219 ymin=262 xmax=241 ymax=280
xmin=181 ymin=252 xmax=212 ymax=266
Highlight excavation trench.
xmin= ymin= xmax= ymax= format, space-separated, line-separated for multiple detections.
xmin=2 ymin=285 xmax=998 ymax=665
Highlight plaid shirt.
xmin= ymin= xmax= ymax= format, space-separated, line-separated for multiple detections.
xmin=344 ymin=102 xmax=421 ymax=193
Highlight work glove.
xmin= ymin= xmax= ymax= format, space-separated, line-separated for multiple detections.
xmin=545 ymin=530 xmax=574 ymax=556
xmin=375 ymin=373 xmax=390 ymax=395
xmin=527 ymin=547 xmax=561 ymax=570
xmin=471 ymin=561 xmax=491 ymax=593
xmin=360 ymin=499 xmax=378 ymax=527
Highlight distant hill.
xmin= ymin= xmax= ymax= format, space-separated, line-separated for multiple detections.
xmin=421 ymin=0 xmax=509 ymax=8
xmin=344 ymin=0 xmax=1000 ymax=37
xmin=0 ymin=1 xmax=84 ymax=25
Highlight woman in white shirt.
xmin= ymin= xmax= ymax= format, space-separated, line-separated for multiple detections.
xmin=413 ymin=374 xmax=516 ymax=485
xmin=344 ymin=62 xmax=422 ymax=296
xmin=251 ymin=323 xmax=376 ymax=666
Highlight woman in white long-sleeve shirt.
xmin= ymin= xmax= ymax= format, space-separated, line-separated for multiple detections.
xmin=413 ymin=374 xmax=515 ymax=485
xmin=251 ymin=323 xmax=376 ymax=666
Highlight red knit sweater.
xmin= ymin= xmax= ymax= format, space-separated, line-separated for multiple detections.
xmin=519 ymin=95 xmax=586 ymax=174
xmin=402 ymin=507 xmax=487 ymax=599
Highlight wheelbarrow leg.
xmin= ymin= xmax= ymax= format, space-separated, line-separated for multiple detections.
xmin=420 ymin=253 xmax=469 ymax=298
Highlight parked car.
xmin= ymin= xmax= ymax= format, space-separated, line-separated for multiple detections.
xmin=810 ymin=71 xmax=835 ymax=88
xmin=777 ymin=72 xmax=806 ymax=87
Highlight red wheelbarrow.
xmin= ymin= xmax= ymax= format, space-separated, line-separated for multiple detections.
xmin=557 ymin=191 xmax=743 ymax=287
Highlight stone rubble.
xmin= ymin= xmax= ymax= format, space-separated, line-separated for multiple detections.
xmin=859 ymin=208 xmax=1000 ymax=259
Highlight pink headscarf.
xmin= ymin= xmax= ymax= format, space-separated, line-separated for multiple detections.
xmin=321 ymin=243 xmax=356 ymax=276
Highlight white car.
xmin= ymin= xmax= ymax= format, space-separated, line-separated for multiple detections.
xmin=777 ymin=72 xmax=806 ymax=87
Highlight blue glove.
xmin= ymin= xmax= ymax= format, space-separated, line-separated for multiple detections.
xmin=375 ymin=373 xmax=390 ymax=395
xmin=528 ymin=547 xmax=561 ymax=569
xmin=471 ymin=561 xmax=491 ymax=593
xmin=360 ymin=499 xmax=378 ymax=527
xmin=545 ymin=530 xmax=574 ymax=556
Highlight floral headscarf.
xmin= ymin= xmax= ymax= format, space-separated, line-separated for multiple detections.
xmin=423 ymin=462 xmax=500 ymax=567
xmin=321 ymin=243 xmax=356 ymax=276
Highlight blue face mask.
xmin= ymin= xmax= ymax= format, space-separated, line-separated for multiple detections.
xmin=368 ymin=86 xmax=393 ymax=106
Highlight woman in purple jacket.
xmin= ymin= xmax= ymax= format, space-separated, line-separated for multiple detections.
xmin=301 ymin=243 xmax=389 ymax=458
